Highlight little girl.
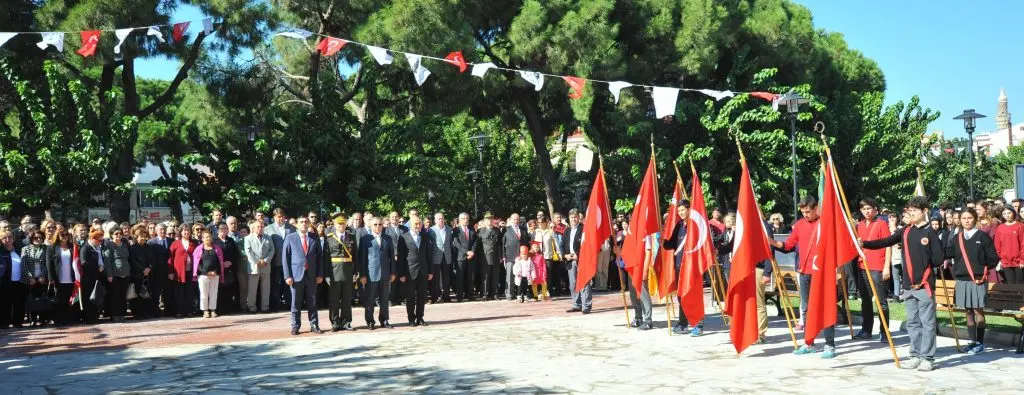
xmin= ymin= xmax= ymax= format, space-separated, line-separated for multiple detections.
xmin=529 ymin=242 xmax=549 ymax=301
xmin=512 ymin=245 xmax=536 ymax=303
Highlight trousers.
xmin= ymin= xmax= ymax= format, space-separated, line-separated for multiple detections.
xmin=626 ymin=274 xmax=652 ymax=324
xmin=567 ymin=260 xmax=592 ymax=311
xmin=289 ymin=276 xmax=319 ymax=330
xmin=363 ymin=279 xmax=391 ymax=324
xmin=197 ymin=274 xmax=220 ymax=311
xmin=904 ymin=287 xmax=937 ymax=360
xmin=247 ymin=271 xmax=271 ymax=312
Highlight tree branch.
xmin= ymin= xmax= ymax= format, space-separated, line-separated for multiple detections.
xmin=473 ymin=30 xmax=511 ymax=69
xmin=335 ymin=64 xmax=363 ymax=105
xmin=138 ymin=29 xmax=210 ymax=119
xmin=56 ymin=58 xmax=96 ymax=88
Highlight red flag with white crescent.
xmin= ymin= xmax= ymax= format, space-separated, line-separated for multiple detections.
xmin=725 ymin=158 xmax=773 ymax=354
xmin=655 ymin=176 xmax=683 ymax=299
xmin=172 ymin=22 xmax=191 ymax=42
xmin=678 ymin=164 xmax=715 ymax=326
xmin=563 ymin=76 xmax=586 ymax=99
xmin=575 ymin=167 xmax=612 ymax=291
xmin=316 ymin=37 xmax=348 ymax=56
xmin=76 ymin=30 xmax=101 ymax=57
xmin=444 ymin=51 xmax=468 ymax=73
xmin=620 ymin=158 xmax=661 ymax=294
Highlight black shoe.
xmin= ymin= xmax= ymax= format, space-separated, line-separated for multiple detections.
xmin=311 ymin=326 xmax=323 ymax=334
xmin=410 ymin=320 xmax=419 ymax=327
xmin=382 ymin=321 xmax=394 ymax=329
xmin=291 ymin=328 xmax=300 ymax=336
xmin=582 ymin=309 xmax=591 ymax=315
xmin=640 ymin=323 xmax=654 ymax=331
xmin=417 ymin=319 xmax=429 ymax=326
xmin=853 ymin=331 xmax=873 ymax=340
xmin=631 ymin=320 xmax=641 ymax=328
xmin=368 ymin=322 xmax=376 ymax=330
xmin=332 ymin=325 xmax=341 ymax=332
xmin=343 ymin=322 xmax=353 ymax=331
xmin=566 ymin=308 xmax=582 ymax=313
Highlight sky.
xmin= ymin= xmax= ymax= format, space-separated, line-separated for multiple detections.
xmin=138 ymin=1 xmax=1023 ymax=138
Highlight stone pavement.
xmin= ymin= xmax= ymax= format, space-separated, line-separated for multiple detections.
xmin=1 ymin=292 xmax=1021 ymax=394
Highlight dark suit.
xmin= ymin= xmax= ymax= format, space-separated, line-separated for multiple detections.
xmin=477 ymin=225 xmax=501 ymax=299
xmin=502 ymin=225 xmax=530 ymax=299
xmin=282 ymin=231 xmax=322 ymax=331
xmin=428 ymin=225 xmax=454 ymax=302
xmin=452 ymin=225 xmax=478 ymax=301
xmin=359 ymin=233 xmax=394 ymax=325
xmin=397 ymin=230 xmax=433 ymax=322
xmin=78 ymin=243 xmax=103 ymax=323
xmin=323 ymin=230 xmax=356 ymax=328
xmin=561 ymin=223 xmax=591 ymax=311
xmin=146 ymin=237 xmax=172 ymax=317
xmin=43 ymin=244 xmax=76 ymax=325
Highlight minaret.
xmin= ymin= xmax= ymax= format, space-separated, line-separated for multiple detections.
xmin=996 ymin=87 xmax=1010 ymax=130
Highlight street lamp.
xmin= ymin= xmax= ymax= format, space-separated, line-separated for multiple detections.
xmin=468 ymin=131 xmax=490 ymax=218
xmin=775 ymin=90 xmax=808 ymax=224
xmin=953 ymin=109 xmax=986 ymax=202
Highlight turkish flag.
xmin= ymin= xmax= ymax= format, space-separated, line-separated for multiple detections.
xmin=678 ymin=164 xmax=715 ymax=326
xmin=655 ymin=176 xmax=683 ymax=299
xmin=805 ymin=157 xmax=860 ymax=344
xmin=620 ymin=158 xmax=661 ymax=294
xmin=316 ymin=37 xmax=347 ymax=56
xmin=575 ymin=167 xmax=612 ymax=292
xmin=444 ymin=51 xmax=468 ymax=73
xmin=750 ymin=91 xmax=778 ymax=102
xmin=172 ymin=22 xmax=191 ymax=42
xmin=76 ymin=30 xmax=101 ymax=57
xmin=725 ymin=158 xmax=773 ymax=354
xmin=563 ymin=76 xmax=586 ymax=99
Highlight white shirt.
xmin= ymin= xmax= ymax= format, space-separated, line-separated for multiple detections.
xmin=964 ymin=228 xmax=978 ymax=239
xmin=569 ymin=225 xmax=579 ymax=255
xmin=10 ymin=251 xmax=21 ymax=280
xmin=59 ymin=248 xmax=73 ymax=284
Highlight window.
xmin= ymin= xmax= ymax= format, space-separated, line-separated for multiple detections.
xmin=138 ymin=192 xmax=168 ymax=208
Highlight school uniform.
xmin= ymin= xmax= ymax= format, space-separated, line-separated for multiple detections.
xmin=944 ymin=229 xmax=999 ymax=308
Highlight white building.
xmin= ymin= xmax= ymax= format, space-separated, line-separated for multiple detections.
xmin=86 ymin=162 xmax=202 ymax=223
xmin=972 ymin=88 xmax=1022 ymax=156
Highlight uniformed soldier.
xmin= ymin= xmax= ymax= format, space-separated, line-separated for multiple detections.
xmin=323 ymin=212 xmax=358 ymax=331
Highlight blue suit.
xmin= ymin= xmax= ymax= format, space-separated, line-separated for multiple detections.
xmin=359 ymin=233 xmax=394 ymax=325
xmin=283 ymin=231 xmax=322 ymax=330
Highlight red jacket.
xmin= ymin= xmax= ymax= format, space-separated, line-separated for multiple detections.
xmin=168 ymin=238 xmax=199 ymax=283
xmin=992 ymin=222 xmax=1024 ymax=268
xmin=781 ymin=218 xmax=819 ymax=275
xmin=857 ymin=218 xmax=891 ymax=271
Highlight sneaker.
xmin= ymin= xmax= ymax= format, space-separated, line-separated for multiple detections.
xmin=853 ymin=331 xmax=873 ymax=340
xmin=821 ymin=345 xmax=836 ymax=359
xmin=917 ymin=359 xmax=934 ymax=372
xmin=689 ymin=327 xmax=703 ymax=337
xmin=793 ymin=345 xmax=818 ymax=355
xmin=900 ymin=357 xmax=921 ymax=369
xmin=672 ymin=325 xmax=689 ymax=335
xmin=960 ymin=341 xmax=977 ymax=353
xmin=203 ymin=311 xmax=211 ymax=318
xmin=211 ymin=312 xmax=219 ymax=318
xmin=967 ymin=343 xmax=985 ymax=355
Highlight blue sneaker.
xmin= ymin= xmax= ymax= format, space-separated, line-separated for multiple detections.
xmin=793 ymin=345 xmax=818 ymax=355
xmin=967 ymin=343 xmax=985 ymax=355
xmin=821 ymin=345 xmax=836 ymax=359
xmin=690 ymin=327 xmax=703 ymax=337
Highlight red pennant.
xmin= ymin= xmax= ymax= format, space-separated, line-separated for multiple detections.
xmin=575 ymin=167 xmax=612 ymax=292
xmin=443 ymin=51 xmax=468 ymax=73
xmin=678 ymin=164 xmax=716 ymax=326
xmin=316 ymin=37 xmax=347 ymax=56
xmin=620 ymin=157 xmax=662 ymax=294
xmin=725 ymin=157 xmax=774 ymax=354
xmin=172 ymin=22 xmax=191 ymax=42
xmin=562 ymin=76 xmax=586 ymax=99
xmin=750 ymin=91 xmax=778 ymax=102
xmin=76 ymin=30 xmax=101 ymax=57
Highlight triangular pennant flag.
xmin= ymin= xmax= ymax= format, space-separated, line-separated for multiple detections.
xmin=366 ymin=45 xmax=393 ymax=65
xmin=76 ymin=30 xmax=101 ymax=57
xmin=519 ymin=71 xmax=544 ymax=91
xmin=0 ymin=33 xmax=16 ymax=48
xmin=443 ymin=51 xmax=468 ymax=73
xmin=697 ymin=89 xmax=735 ymax=101
xmin=471 ymin=62 xmax=495 ymax=78
xmin=315 ymin=37 xmax=347 ymax=56
xmin=750 ymin=91 xmax=777 ymax=102
xmin=652 ymin=87 xmax=679 ymax=118
xmin=36 ymin=32 xmax=64 ymax=52
xmin=562 ymin=76 xmax=586 ymax=99
xmin=608 ymin=81 xmax=632 ymax=104
xmin=114 ymin=28 xmax=133 ymax=54
xmin=202 ymin=18 xmax=214 ymax=35
xmin=172 ymin=22 xmax=191 ymax=42
xmin=405 ymin=53 xmax=432 ymax=86
xmin=274 ymin=28 xmax=312 ymax=40
xmin=146 ymin=26 xmax=165 ymax=43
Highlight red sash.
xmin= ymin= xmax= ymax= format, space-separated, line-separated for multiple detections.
xmin=957 ymin=232 xmax=986 ymax=283
xmin=902 ymin=227 xmax=932 ymax=297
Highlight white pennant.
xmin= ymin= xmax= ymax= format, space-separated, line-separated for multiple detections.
xmin=471 ymin=62 xmax=496 ymax=78
xmin=697 ymin=89 xmax=735 ymax=101
xmin=274 ymin=28 xmax=312 ymax=40
xmin=114 ymin=28 xmax=133 ymax=54
xmin=652 ymin=87 xmax=679 ymax=119
xmin=366 ymin=45 xmax=393 ymax=65
xmin=0 ymin=33 xmax=16 ymax=48
xmin=202 ymin=18 xmax=214 ymax=35
xmin=147 ymin=26 xmax=165 ymax=43
xmin=36 ymin=32 xmax=64 ymax=52
xmin=405 ymin=53 xmax=431 ymax=86
xmin=607 ymin=81 xmax=632 ymax=104
xmin=519 ymin=71 xmax=544 ymax=91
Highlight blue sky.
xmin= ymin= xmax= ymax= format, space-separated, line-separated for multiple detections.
xmin=139 ymin=1 xmax=1022 ymax=137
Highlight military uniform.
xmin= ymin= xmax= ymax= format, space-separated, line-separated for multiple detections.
xmin=324 ymin=214 xmax=357 ymax=331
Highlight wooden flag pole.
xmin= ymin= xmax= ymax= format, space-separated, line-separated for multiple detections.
xmin=938 ymin=267 xmax=963 ymax=351
xmin=818 ymin=125 xmax=900 ymax=368
xmin=770 ymin=258 xmax=800 ymax=349
xmin=837 ymin=268 xmax=857 ymax=339
xmin=666 ymin=291 xmax=675 ymax=336
xmin=709 ymin=261 xmax=730 ymax=326
xmin=619 ymin=267 xmax=632 ymax=327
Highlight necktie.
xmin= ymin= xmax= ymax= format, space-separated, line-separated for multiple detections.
xmin=515 ymin=228 xmax=520 ymax=238
xmin=302 ymin=235 xmax=309 ymax=270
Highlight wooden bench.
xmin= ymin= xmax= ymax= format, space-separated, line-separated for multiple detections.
xmin=766 ymin=269 xmax=801 ymax=318
xmin=935 ymin=280 xmax=1024 ymax=354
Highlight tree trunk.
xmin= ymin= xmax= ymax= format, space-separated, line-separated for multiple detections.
xmin=514 ymin=91 xmax=560 ymax=216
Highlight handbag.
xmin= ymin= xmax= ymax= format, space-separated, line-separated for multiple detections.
xmin=125 ymin=282 xmax=138 ymax=301
xmin=137 ymin=281 xmax=152 ymax=300
xmin=89 ymin=280 xmax=107 ymax=307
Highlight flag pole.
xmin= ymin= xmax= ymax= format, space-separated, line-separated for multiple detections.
xmin=769 ymin=257 xmax=800 ymax=349
xmin=818 ymin=126 xmax=901 ymax=368
xmin=688 ymin=160 xmax=728 ymax=325
xmin=818 ymin=152 xmax=857 ymax=339
xmin=649 ymin=138 xmax=671 ymax=334
xmin=600 ymin=155 xmax=632 ymax=329
xmin=937 ymin=266 xmax=963 ymax=351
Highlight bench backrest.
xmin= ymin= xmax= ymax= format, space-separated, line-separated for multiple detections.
xmin=935 ymin=280 xmax=956 ymax=307
xmin=987 ymin=283 xmax=1024 ymax=313
xmin=776 ymin=270 xmax=800 ymax=298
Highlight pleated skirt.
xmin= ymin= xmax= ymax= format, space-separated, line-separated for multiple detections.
xmin=954 ymin=280 xmax=986 ymax=309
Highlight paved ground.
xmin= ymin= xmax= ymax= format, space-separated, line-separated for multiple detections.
xmin=1 ymin=292 xmax=1021 ymax=394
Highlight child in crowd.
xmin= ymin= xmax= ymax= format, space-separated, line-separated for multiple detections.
xmin=530 ymin=242 xmax=549 ymax=301
xmin=512 ymin=245 xmax=535 ymax=303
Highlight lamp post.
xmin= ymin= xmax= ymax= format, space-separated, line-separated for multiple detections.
xmin=953 ymin=109 xmax=986 ymax=202
xmin=468 ymin=131 xmax=490 ymax=218
xmin=776 ymin=90 xmax=808 ymax=224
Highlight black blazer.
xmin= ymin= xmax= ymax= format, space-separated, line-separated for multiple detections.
xmin=79 ymin=243 xmax=103 ymax=284
xmin=397 ymin=231 xmax=433 ymax=280
xmin=146 ymin=237 xmax=172 ymax=278
xmin=452 ymin=226 xmax=477 ymax=263
xmin=45 ymin=244 xmax=76 ymax=283
xmin=502 ymin=225 xmax=530 ymax=263
xmin=561 ymin=224 xmax=583 ymax=261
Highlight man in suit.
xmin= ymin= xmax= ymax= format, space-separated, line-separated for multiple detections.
xmin=452 ymin=213 xmax=478 ymax=302
xmin=429 ymin=212 xmax=454 ymax=303
xmin=385 ymin=211 xmax=407 ymax=306
xmin=359 ymin=217 xmax=395 ymax=329
xmin=323 ymin=212 xmax=357 ymax=331
xmin=146 ymin=223 xmax=172 ymax=317
xmin=502 ymin=213 xmax=530 ymax=301
xmin=562 ymin=208 xmax=591 ymax=313
xmin=282 ymin=216 xmax=323 ymax=335
xmin=244 ymin=219 xmax=275 ymax=313
xmin=397 ymin=216 xmax=433 ymax=326
xmin=477 ymin=213 xmax=502 ymax=300
xmin=264 ymin=208 xmax=295 ymax=312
